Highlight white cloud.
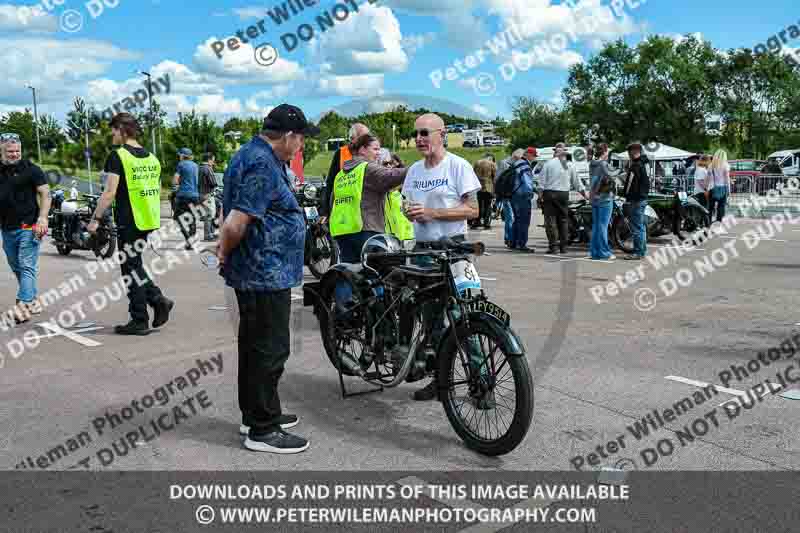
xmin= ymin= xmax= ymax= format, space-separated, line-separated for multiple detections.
xmin=193 ymin=37 xmax=305 ymax=85
xmin=471 ymin=104 xmax=490 ymax=116
xmin=232 ymin=7 xmax=269 ymax=20
xmin=0 ymin=37 xmax=140 ymax=109
xmin=401 ymin=32 xmax=437 ymax=57
xmin=311 ymin=4 xmax=409 ymax=76
xmin=245 ymin=89 xmax=292 ymax=115
xmin=0 ymin=3 xmax=57 ymax=32
xmin=386 ymin=0 xmax=488 ymax=51
xmin=315 ymin=74 xmax=385 ymax=98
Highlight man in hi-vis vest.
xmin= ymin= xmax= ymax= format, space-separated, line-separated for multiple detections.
xmin=88 ymin=113 xmax=174 ymax=335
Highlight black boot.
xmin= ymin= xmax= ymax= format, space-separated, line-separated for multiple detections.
xmin=413 ymin=377 xmax=438 ymax=401
xmin=152 ymin=297 xmax=174 ymax=328
xmin=114 ymin=320 xmax=151 ymax=335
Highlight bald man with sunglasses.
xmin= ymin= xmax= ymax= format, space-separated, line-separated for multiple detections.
xmin=401 ymin=113 xmax=481 ymax=401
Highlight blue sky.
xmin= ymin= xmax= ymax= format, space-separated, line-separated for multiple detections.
xmin=0 ymin=0 xmax=796 ymax=124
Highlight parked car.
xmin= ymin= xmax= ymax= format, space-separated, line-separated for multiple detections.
xmin=729 ymin=159 xmax=766 ymax=193
xmin=766 ymin=149 xmax=800 ymax=176
xmin=483 ymin=137 xmax=506 ymax=146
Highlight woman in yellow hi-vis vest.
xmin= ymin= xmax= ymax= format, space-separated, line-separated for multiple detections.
xmin=329 ymin=134 xmax=409 ymax=263
xmin=381 ymin=153 xmax=414 ymax=241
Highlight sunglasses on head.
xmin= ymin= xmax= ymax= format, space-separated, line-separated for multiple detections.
xmin=415 ymin=128 xmax=442 ymax=138
xmin=0 ymin=133 xmax=21 ymax=143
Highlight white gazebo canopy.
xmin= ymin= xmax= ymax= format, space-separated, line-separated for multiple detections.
xmin=612 ymin=144 xmax=695 ymax=161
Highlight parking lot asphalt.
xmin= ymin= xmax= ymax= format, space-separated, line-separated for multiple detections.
xmin=1 ymin=207 xmax=799 ymax=473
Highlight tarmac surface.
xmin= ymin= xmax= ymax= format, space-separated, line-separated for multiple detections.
xmin=1 ymin=205 xmax=800 ymax=473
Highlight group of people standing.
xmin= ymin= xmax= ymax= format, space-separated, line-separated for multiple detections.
xmin=691 ymin=149 xmax=731 ymax=225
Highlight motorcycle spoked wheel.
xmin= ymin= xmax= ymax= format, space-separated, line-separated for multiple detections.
xmin=681 ymin=206 xmax=708 ymax=234
xmin=56 ymin=244 xmax=72 ymax=256
xmin=611 ymin=216 xmax=635 ymax=254
xmin=307 ymin=228 xmax=336 ymax=280
xmin=439 ymin=318 xmax=533 ymax=456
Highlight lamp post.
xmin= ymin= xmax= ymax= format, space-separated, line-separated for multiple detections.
xmin=26 ymin=85 xmax=42 ymax=162
xmin=140 ymin=71 xmax=157 ymax=153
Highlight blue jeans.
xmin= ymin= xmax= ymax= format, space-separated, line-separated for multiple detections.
xmin=628 ymin=200 xmax=647 ymax=257
xmin=501 ymin=200 xmax=514 ymax=243
xmin=590 ymin=201 xmax=613 ymax=259
xmin=708 ymin=187 xmax=728 ymax=223
xmin=2 ymin=229 xmax=41 ymax=303
xmin=510 ymin=194 xmax=533 ymax=248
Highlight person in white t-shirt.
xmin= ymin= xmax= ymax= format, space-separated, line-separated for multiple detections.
xmin=401 ymin=113 xmax=481 ymax=402
xmin=402 ymin=114 xmax=480 ymax=242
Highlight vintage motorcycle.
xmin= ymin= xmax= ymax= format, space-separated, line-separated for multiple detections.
xmin=566 ymin=198 xmax=660 ymax=252
xmin=303 ymin=234 xmax=533 ymax=456
xmin=295 ymin=183 xmax=337 ymax=279
xmin=48 ymin=190 xmax=116 ymax=258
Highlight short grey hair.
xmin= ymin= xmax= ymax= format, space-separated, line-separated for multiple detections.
xmin=512 ymin=148 xmax=524 ymax=159
xmin=348 ymin=123 xmax=369 ymax=141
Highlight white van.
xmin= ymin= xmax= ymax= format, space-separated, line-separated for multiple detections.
xmin=534 ymin=146 xmax=591 ymax=187
xmin=766 ymin=149 xmax=800 ymax=175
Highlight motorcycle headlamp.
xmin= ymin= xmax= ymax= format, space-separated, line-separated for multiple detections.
xmin=304 ymin=184 xmax=318 ymax=200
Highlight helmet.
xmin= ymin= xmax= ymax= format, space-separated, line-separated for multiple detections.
xmin=361 ymin=233 xmax=402 ymax=264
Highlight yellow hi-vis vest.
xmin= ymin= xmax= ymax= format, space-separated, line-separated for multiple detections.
xmin=330 ymin=162 xmax=367 ymax=238
xmin=117 ymin=147 xmax=161 ymax=231
xmin=385 ymin=190 xmax=414 ymax=241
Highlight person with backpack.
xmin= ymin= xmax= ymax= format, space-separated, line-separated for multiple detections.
xmin=588 ymin=143 xmax=621 ymax=260
xmin=495 ymin=149 xmax=524 ymax=248
xmin=198 ymin=153 xmax=219 ymax=242
xmin=502 ymin=147 xmax=538 ymax=252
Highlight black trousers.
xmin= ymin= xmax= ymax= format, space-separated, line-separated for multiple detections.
xmin=477 ymin=192 xmax=493 ymax=227
xmin=235 ymin=288 xmax=292 ymax=434
xmin=175 ymin=197 xmax=199 ymax=244
xmin=542 ymin=190 xmax=569 ymax=250
xmin=118 ymin=226 xmax=164 ymax=324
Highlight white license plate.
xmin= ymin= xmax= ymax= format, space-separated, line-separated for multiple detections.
xmin=305 ymin=207 xmax=318 ymax=220
xmin=450 ymin=260 xmax=481 ymax=294
xmin=678 ymin=191 xmax=688 ymax=202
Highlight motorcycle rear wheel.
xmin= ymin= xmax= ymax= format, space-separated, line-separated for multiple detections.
xmin=56 ymin=244 xmax=72 ymax=256
xmin=611 ymin=215 xmax=635 ymax=254
xmin=439 ymin=318 xmax=533 ymax=456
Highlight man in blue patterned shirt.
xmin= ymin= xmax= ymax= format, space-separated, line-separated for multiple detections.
xmin=216 ymin=104 xmax=319 ymax=454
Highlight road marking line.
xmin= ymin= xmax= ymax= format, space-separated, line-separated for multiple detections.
xmin=396 ymin=476 xmax=557 ymax=533
xmin=28 ymin=326 xmax=104 ymax=341
xmin=664 ymin=375 xmax=747 ymax=397
xmin=36 ymin=322 xmax=102 ymax=347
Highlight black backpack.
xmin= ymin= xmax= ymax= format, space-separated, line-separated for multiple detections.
xmin=494 ymin=163 xmax=523 ymax=199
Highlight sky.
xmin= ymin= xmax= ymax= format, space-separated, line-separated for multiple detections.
xmin=0 ymin=0 xmax=797 ymax=125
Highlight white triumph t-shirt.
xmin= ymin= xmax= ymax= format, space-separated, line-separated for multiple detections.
xmin=401 ymin=152 xmax=481 ymax=242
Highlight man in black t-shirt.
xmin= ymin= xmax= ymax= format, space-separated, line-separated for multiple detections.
xmin=0 ymin=133 xmax=50 ymax=323
xmin=88 ymin=114 xmax=174 ymax=335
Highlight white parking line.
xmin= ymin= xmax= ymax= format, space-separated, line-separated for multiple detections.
xmin=36 ymin=322 xmax=102 ymax=347
xmin=719 ymin=235 xmax=786 ymax=242
xmin=28 ymin=326 xmax=104 ymax=341
xmin=665 ymin=375 xmax=782 ymax=407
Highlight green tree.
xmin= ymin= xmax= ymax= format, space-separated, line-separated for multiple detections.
xmin=504 ymin=97 xmax=573 ymax=150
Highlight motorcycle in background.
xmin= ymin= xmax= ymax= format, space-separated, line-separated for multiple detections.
xmin=48 ymin=190 xmax=116 ymax=258
xmin=295 ymin=183 xmax=337 ymax=279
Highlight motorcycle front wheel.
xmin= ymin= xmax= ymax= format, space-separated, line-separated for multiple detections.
xmin=439 ymin=318 xmax=533 ymax=456
xmin=93 ymin=226 xmax=117 ymax=259
xmin=307 ymin=226 xmax=336 ymax=279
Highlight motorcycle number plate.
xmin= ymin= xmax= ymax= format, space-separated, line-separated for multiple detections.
xmin=305 ymin=207 xmax=319 ymax=220
xmin=450 ymin=260 xmax=481 ymax=294
xmin=678 ymin=191 xmax=688 ymax=202
xmin=466 ymin=299 xmax=510 ymax=325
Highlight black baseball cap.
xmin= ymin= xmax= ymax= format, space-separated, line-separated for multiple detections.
xmin=262 ymin=104 xmax=320 ymax=136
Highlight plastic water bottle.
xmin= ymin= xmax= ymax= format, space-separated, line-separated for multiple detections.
xmin=201 ymin=253 xmax=219 ymax=269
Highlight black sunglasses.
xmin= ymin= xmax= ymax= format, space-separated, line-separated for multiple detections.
xmin=415 ymin=128 xmax=442 ymax=138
